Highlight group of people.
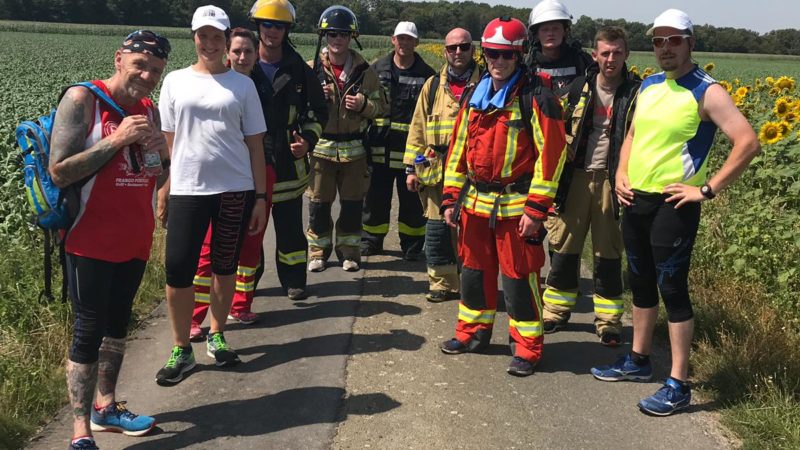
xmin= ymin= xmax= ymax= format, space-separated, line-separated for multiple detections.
xmin=48 ymin=0 xmax=761 ymax=448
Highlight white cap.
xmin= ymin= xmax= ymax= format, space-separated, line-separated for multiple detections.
xmin=192 ymin=5 xmax=231 ymax=31
xmin=647 ymin=9 xmax=693 ymax=36
xmin=393 ymin=21 xmax=418 ymax=38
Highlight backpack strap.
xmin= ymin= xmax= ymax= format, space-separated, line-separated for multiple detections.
xmin=426 ymin=75 xmax=440 ymax=117
xmin=63 ymin=82 xmax=128 ymax=118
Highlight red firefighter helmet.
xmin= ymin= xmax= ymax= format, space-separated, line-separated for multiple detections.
xmin=481 ymin=16 xmax=528 ymax=52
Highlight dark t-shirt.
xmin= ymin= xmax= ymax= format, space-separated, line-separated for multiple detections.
xmin=258 ymin=60 xmax=281 ymax=84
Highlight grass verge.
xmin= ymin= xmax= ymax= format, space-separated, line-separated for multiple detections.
xmin=0 ymin=231 xmax=166 ymax=450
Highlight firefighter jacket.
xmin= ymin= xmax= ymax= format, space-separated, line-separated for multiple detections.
xmin=403 ymin=62 xmax=482 ymax=185
xmin=251 ymin=44 xmax=328 ymax=203
xmin=310 ymin=49 xmax=387 ymax=163
xmin=554 ymin=63 xmax=641 ymax=216
xmin=442 ymin=70 xmax=568 ymax=223
xmin=369 ymin=51 xmax=435 ymax=169
xmin=526 ymin=41 xmax=593 ymax=96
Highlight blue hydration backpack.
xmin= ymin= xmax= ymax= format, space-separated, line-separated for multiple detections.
xmin=15 ymin=82 xmax=127 ymax=301
xmin=16 ymin=81 xmax=127 ymax=230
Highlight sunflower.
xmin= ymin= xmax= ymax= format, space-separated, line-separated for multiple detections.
xmin=735 ymin=86 xmax=749 ymax=97
xmin=755 ymin=78 xmax=763 ymax=89
xmin=758 ymin=121 xmax=783 ymax=145
xmin=765 ymin=76 xmax=775 ymax=86
xmin=778 ymin=121 xmax=793 ymax=136
xmin=629 ymin=65 xmax=639 ymax=77
xmin=719 ymin=80 xmax=732 ymax=93
xmin=703 ymin=62 xmax=715 ymax=72
xmin=784 ymin=111 xmax=798 ymax=124
xmin=775 ymin=76 xmax=796 ymax=91
xmin=731 ymin=94 xmax=744 ymax=107
xmin=774 ymin=97 xmax=792 ymax=117
xmin=643 ymin=67 xmax=655 ymax=77
xmin=769 ymin=87 xmax=781 ymax=96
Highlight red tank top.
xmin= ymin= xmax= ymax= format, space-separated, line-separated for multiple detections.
xmin=65 ymin=80 xmax=158 ymax=262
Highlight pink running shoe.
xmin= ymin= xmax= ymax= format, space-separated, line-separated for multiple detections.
xmin=189 ymin=323 xmax=205 ymax=342
xmin=227 ymin=311 xmax=259 ymax=325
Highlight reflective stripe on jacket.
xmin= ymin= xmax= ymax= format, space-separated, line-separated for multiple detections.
xmin=311 ymin=49 xmax=387 ymax=162
xmin=404 ymin=64 xmax=482 ymax=166
xmin=442 ymin=73 xmax=568 ymax=221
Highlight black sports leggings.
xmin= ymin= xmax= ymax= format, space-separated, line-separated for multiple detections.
xmin=67 ymin=254 xmax=146 ymax=364
xmin=622 ymin=191 xmax=701 ymax=323
xmin=165 ymin=191 xmax=254 ymax=288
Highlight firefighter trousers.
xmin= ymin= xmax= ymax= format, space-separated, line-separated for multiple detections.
xmin=193 ymin=166 xmax=276 ymax=324
xmin=543 ymin=169 xmax=624 ymax=334
xmin=272 ymin=195 xmax=307 ymax=291
xmin=362 ymin=163 xmax=427 ymax=255
xmin=454 ymin=211 xmax=545 ymax=363
xmin=419 ymin=183 xmax=459 ymax=293
xmin=306 ymin=156 xmax=370 ymax=262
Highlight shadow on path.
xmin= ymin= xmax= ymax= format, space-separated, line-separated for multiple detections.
xmin=127 ymin=388 xmax=401 ymax=450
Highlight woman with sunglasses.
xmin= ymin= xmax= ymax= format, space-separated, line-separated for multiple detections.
xmin=438 ymin=17 xmax=567 ymax=377
xmin=155 ymin=5 xmax=267 ymax=385
xmin=306 ymin=5 xmax=387 ymax=273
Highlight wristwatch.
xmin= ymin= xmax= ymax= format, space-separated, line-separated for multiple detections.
xmin=255 ymin=193 xmax=268 ymax=201
xmin=405 ymin=165 xmax=416 ymax=175
xmin=700 ymin=183 xmax=716 ymax=200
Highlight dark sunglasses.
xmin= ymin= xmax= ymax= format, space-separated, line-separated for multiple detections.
xmin=483 ymin=48 xmax=515 ymax=61
xmin=124 ymin=29 xmax=171 ymax=53
xmin=445 ymin=43 xmax=472 ymax=53
xmin=325 ymin=30 xmax=351 ymax=39
xmin=651 ymin=34 xmax=691 ymax=48
xmin=260 ymin=21 xmax=287 ymax=31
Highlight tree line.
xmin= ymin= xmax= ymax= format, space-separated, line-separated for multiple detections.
xmin=2 ymin=0 xmax=798 ymax=55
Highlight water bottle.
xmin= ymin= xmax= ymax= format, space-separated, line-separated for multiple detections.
xmin=141 ymin=143 xmax=162 ymax=177
xmin=414 ymin=154 xmax=430 ymax=167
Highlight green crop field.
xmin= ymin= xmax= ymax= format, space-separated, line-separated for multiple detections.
xmin=0 ymin=25 xmax=798 ymax=450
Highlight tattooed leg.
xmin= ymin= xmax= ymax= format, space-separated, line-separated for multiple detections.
xmin=66 ymin=359 xmax=98 ymax=438
xmin=95 ymin=337 xmax=126 ymax=408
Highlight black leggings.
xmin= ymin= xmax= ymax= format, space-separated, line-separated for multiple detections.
xmin=165 ymin=191 xmax=254 ymax=288
xmin=622 ymin=192 xmax=701 ymax=323
xmin=67 ymin=254 xmax=146 ymax=364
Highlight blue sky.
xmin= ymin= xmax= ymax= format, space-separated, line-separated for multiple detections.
xmin=408 ymin=0 xmax=797 ymax=33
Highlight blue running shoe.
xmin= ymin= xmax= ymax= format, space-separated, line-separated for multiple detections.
xmin=68 ymin=438 xmax=99 ymax=450
xmin=591 ymin=353 xmax=653 ymax=382
xmin=638 ymin=377 xmax=691 ymax=416
xmin=90 ymin=401 xmax=156 ymax=436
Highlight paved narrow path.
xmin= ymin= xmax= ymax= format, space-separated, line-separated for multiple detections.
xmin=28 ymin=198 xmax=729 ymax=449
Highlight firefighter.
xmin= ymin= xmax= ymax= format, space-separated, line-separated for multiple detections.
xmin=404 ymin=27 xmax=481 ymax=302
xmin=307 ymin=5 xmax=387 ymax=272
xmin=439 ymin=17 xmax=568 ymax=376
xmin=526 ymin=0 xmax=592 ymax=95
xmin=361 ymin=21 xmax=436 ymax=260
xmin=542 ymin=26 xmax=641 ymax=346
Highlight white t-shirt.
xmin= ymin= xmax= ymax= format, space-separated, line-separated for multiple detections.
xmin=159 ymin=67 xmax=267 ymax=195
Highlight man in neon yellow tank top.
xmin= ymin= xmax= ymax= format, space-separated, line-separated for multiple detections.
xmin=590 ymin=9 xmax=760 ymax=416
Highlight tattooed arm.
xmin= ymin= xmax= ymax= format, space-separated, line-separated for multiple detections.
xmin=49 ymin=86 xmax=153 ymax=188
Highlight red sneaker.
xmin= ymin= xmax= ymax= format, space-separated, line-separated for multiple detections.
xmin=227 ymin=311 xmax=259 ymax=325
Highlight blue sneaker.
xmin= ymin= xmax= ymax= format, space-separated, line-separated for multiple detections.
xmin=591 ymin=353 xmax=653 ymax=382
xmin=638 ymin=377 xmax=691 ymax=416
xmin=68 ymin=438 xmax=99 ymax=450
xmin=90 ymin=401 xmax=156 ymax=436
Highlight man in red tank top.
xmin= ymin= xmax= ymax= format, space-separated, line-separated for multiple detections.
xmin=49 ymin=30 xmax=171 ymax=450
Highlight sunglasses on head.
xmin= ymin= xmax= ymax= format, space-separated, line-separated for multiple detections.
xmin=325 ymin=30 xmax=351 ymax=39
xmin=445 ymin=43 xmax=472 ymax=53
xmin=651 ymin=34 xmax=691 ymax=48
xmin=124 ymin=29 xmax=171 ymax=53
xmin=260 ymin=21 xmax=287 ymax=31
xmin=483 ymin=48 xmax=515 ymax=61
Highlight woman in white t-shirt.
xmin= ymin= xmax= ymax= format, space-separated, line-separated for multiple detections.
xmin=155 ymin=5 xmax=268 ymax=386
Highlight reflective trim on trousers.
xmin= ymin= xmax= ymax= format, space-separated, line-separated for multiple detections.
xmin=457 ymin=302 xmax=496 ymax=325
xmin=543 ymin=289 xmax=578 ymax=307
xmin=278 ymin=249 xmax=308 ymax=266
xmin=398 ymin=221 xmax=426 ymax=237
xmin=593 ymin=295 xmax=624 ymax=315
xmin=509 ymin=319 xmax=543 ymax=338
xmin=363 ymin=222 xmax=390 ymax=235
